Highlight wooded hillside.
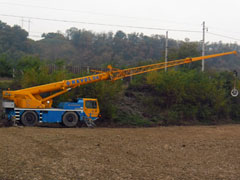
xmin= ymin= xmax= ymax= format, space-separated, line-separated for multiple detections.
xmin=1 ymin=20 xmax=240 ymax=126
xmin=0 ymin=20 xmax=240 ymax=78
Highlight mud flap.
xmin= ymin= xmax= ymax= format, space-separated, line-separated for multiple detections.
xmin=83 ymin=117 xmax=96 ymax=128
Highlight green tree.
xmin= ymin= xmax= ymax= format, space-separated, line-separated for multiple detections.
xmin=0 ymin=21 xmax=29 ymax=56
xmin=0 ymin=54 xmax=12 ymax=77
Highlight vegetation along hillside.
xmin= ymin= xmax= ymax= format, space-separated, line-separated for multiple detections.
xmin=0 ymin=20 xmax=240 ymax=126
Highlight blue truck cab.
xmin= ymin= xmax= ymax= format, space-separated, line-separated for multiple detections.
xmin=3 ymin=98 xmax=100 ymax=127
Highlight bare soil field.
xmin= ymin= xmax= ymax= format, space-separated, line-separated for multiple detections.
xmin=0 ymin=125 xmax=240 ymax=180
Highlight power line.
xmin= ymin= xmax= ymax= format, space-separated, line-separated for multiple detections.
xmin=0 ymin=1 xmax=201 ymax=28
xmin=0 ymin=13 xmax=202 ymax=33
xmin=29 ymin=35 xmax=42 ymax=38
xmin=2 ymin=12 xmax=239 ymax=43
xmin=207 ymin=32 xmax=240 ymax=42
xmin=1 ymin=2 xmax=240 ymax=43
xmin=207 ymin=26 xmax=240 ymax=36
xmin=31 ymin=31 xmax=44 ymax=34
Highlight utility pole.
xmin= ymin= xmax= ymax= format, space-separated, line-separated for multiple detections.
xmin=202 ymin=21 xmax=205 ymax=72
xmin=165 ymin=31 xmax=168 ymax=72
xmin=20 ymin=17 xmax=31 ymax=35
xmin=21 ymin=17 xmax=24 ymax=28
xmin=28 ymin=19 xmax=31 ymax=35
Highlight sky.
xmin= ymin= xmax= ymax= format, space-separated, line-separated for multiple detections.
xmin=0 ymin=0 xmax=239 ymax=43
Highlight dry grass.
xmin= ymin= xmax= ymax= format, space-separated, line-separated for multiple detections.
xmin=0 ymin=125 xmax=240 ymax=180
xmin=0 ymin=78 xmax=13 ymax=83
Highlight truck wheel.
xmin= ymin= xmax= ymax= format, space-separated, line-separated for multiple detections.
xmin=62 ymin=112 xmax=79 ymax=127
xmin=21 ymin=111 xmax=38 ymax=126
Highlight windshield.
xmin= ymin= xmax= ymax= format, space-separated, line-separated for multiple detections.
xmin=85 ymin=100 xmax=97 ymax=109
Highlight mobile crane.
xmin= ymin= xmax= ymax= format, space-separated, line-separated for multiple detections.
xmin=2 ymin=51 xmax=237 ymax=127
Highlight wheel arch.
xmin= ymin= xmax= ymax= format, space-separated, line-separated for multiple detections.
xmin=20 ymin=110 xmax=39 ymax=126
xmin=61 ymin=111 xmax=79 ymax=127
xmin=61 ymin=111 xmax=80 ymax=121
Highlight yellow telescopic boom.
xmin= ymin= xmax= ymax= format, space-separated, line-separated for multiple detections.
xmin=109 ymin=51 xmax=237 ymax=81
xmin=2 ymin=51 xmax=237 ymax=109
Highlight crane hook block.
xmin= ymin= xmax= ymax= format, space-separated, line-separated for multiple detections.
xmin=231 ymin=88 xmax=239 ymax=97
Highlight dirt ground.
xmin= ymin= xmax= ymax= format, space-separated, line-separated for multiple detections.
xmin=0 ymin=125 xmax=240 ymax=180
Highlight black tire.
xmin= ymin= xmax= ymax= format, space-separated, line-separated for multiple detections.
xmin=62 ymin=112 xmax=79 ymax=127
xmin=21 ymin=111 xmax=38 ymax=126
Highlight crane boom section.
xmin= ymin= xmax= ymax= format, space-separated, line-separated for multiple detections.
xmin=2 ymin=51 xmax=237 ymax=109
xmin=110 ymin=51 xmax=237 ymax=80
xmin=3 ymin=72 xmax=110 ymax=109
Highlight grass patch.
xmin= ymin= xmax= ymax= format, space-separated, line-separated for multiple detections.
xmin=0 ymin=78 xmax=13 ymax=90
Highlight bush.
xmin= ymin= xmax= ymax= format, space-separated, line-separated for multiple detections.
xmin=0 ymin=54 xmax=12 ymax=77
xmin=126 ymin=69 xmax=237 ymax=125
